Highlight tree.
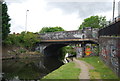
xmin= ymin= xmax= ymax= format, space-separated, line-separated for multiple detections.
xmin=0 ymin=1 xmax=2 ymax=41
xmin=20 ymin=32 xmax=40 ymax=50
xmin=39 ymin=26 xmax=65 ymax=33
xmin=79 ymin=15 xmax=107 ymax=29
xmin=2 ymin=2 xmax=11 ymax=40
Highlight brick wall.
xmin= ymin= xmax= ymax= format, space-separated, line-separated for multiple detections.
xmin=99 ymin=21 xmax=120 ymax=77
xmin=99 ymin=37 xmax=120 ymax=77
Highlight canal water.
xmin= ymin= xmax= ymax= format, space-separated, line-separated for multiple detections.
xmin=2 ymin=57 xmax=63 ymax=80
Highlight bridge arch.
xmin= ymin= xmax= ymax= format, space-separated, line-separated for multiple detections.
xmin=43 ymin=44 xmax=68 ymax=57
xmin=39 ymin=28 xmax=99 ymax=58
xmin=39 ymin=40 xmax=99 ymax=58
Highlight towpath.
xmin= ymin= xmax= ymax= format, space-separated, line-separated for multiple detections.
xmin=73 ymin=58 xmax=94 ymax=80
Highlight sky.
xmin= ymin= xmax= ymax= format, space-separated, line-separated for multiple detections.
xmin=4 ymin=0 xmax=120 ymax=33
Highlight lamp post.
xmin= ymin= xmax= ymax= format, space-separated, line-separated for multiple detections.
xmin=25 ymin=10 xmax=29 ymax=33
xmin=113 ymin=0 xmax=115 ymax=22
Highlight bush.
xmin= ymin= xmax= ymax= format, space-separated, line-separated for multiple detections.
xmin=4 ymin=32 xmax=40 ymax=51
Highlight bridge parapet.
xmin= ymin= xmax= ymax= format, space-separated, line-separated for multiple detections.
xmin=39 ymin=27 xmax=99 ymax=40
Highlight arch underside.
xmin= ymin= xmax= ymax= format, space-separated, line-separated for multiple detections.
xmin=44 ymin=44 xmax=67 ymax=57
xmin=42 ymin=40 xmax=98 ymax=57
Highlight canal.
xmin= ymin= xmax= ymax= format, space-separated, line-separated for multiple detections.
xmin=2 ymin=56 xmax=63 ymax=80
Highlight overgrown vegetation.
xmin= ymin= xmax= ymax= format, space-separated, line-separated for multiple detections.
xmin=42 ymin=62 xmax=80 ymax=79
xmin=3 ymin=32 xmax=40 ymax=50
xmin=79 ymin=56 xmax=119 ymax=79
xmin=61 ymin=46 xmax=76 ymax=59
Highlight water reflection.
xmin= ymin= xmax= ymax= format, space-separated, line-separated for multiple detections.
xmin=2 ymin=57 xmax=63 ymax=80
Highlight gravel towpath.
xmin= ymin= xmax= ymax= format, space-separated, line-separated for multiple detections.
xmin=73 ymin=58 xmax=94 ymax=80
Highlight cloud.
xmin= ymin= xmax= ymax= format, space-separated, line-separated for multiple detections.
xmin=5 ymin=0 xmax=28 ymax=3
xmin=7 ymin=0 xmax=81 ymax=33
xmin=45 ymin=0 xmax=114 ymax=2
xmin=47 ymin=2 xmax=113 ymax=19
xmin=0 ymin=0 xmax=4 ymax=2
xmin=5 ymin=0 xmax=120 ymax=33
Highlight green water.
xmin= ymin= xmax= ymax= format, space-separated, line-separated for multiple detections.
xmin=2 ymin=57 xmax=63 ymax=80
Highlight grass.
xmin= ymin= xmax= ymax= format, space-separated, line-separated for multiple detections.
xmin=42 ymin=62 xmax=80 ymax=80
xmin=79 ymin=56 xmax=119 ymax=79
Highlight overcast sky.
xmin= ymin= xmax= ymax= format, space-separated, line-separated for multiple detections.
xmin=5 ymin=0 xmax=120 ymax=33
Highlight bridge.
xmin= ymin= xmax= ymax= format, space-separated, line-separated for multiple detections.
xmin=38 ymin=27 xmax=99 ymax=57
xmin=38 ymin=21 xmax=120 ymax=77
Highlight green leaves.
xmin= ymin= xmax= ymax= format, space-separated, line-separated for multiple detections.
xmin=79 ymin=15 xmax=107 ymax=30
xmin=2 ymin=2 xmax=11 ymax=40
xmin=4 ymin=32 xmax=40 ymax=50
xmin=20 ymin=32 xmax=39 ymax=49
xmin=39 ymin=26 xmax=65 ymax=33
